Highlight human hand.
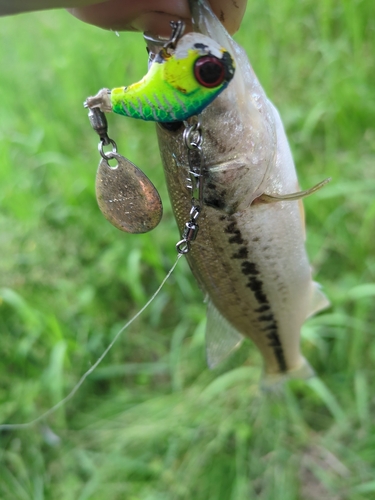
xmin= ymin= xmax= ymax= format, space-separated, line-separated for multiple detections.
xmin=1 ymin=0 xmax=247 ymax=36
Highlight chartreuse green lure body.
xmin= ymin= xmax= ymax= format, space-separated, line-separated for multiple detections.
xmin=85 ymin=33 xmax=235 ymax=122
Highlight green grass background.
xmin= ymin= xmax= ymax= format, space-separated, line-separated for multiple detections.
xmin=0 ymin=2 xmax=374 ymax=499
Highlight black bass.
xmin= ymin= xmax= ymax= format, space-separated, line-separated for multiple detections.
xmin=152 ymin=1 xmax=329 ymax=382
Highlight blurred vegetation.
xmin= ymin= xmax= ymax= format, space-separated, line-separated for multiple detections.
xmin=0 ymin=1 xmax=374 ymax=499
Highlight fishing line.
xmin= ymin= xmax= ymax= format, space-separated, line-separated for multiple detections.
xmin=0 ymin=254 xmax=182 ymax=431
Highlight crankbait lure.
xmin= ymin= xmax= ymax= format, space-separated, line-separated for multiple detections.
xmin=85 ymin=22 xmax=235 ymax=235
xmin=86 ymin=27 xmax=235 ymax=123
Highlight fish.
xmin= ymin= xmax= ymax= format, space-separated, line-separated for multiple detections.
xmin=150 ymin=0 xmax=330 ymax=383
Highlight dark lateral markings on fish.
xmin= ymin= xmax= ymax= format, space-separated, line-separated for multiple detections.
xmin=241 ymin=261 xmax=259 ymax=275
xmin=232 ymin=246 xmax=248 ymax=259
xmin=223 ymin=217 xmax=288 ymax=372
xmin=204 ymin=188 xmax=227 ymax=210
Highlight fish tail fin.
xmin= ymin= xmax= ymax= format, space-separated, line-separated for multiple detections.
xmin=260 ymin=357 xmax=315 ymax=392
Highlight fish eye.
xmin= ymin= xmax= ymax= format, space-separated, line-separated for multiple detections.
xmin=194 ymin=56 xmax=226 ymax=88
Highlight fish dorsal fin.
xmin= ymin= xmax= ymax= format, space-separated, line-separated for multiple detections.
xmin=306 ymin=281 xmax=330 ymax=319
xmin=205 ymin=300 xmax=244 ymax=368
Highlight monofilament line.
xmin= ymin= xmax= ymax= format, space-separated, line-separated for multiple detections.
xmin=0 ymin=254 xmax=182 ymax=430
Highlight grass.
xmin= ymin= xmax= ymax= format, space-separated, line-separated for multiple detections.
xmin=0 ymin=1 xmax=374 ymax=498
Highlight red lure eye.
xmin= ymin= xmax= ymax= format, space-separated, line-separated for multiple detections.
xmin=194 ymin=56 xmax=226 ymax=88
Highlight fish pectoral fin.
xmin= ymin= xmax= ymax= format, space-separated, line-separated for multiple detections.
xmin=206 ymin=300 xmax=244 ymax=369
xmin=255 ymin=178 xmax=331 ymax=204
xmin=306 ymin=281 xmax=330 ymax=318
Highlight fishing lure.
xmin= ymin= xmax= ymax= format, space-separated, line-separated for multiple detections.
xmin=86 ymin=24 xmax=235 ymax=123
xmin=85 ymin=22 xmax=235 ymax=235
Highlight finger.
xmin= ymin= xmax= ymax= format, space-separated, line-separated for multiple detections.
xmin=68 ymin=0 xmax=247 ymax=35
xmin=210 ymin=0 xmax=247 ymax=34
xmin=68 ymin=0 xmax=190 ymax=37
xmin=0 ymin=0 xmax=100 ymax=15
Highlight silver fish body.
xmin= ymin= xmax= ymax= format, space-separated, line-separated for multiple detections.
xmin=155 ymin=1 xmax=329 ymax=379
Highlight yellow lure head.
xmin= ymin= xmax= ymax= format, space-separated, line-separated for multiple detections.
xmin=111 ymin=33 xmax=235 ymax=122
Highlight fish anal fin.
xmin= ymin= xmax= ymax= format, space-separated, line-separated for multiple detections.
xmin=206 ymin=300 xmax=244 ymax=369
xmin=307 ymin=281 xmax=330 ymax=318
xmin=254 ymin=178 xmax=331 ymax=204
